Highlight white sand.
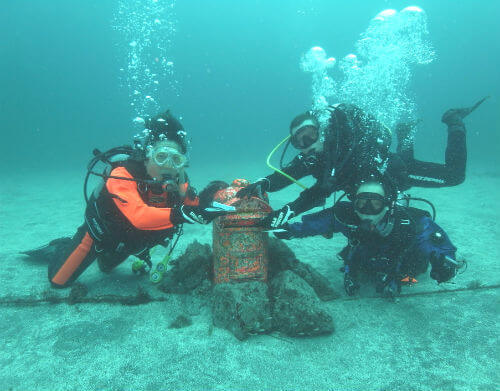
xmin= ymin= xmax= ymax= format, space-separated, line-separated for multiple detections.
xmin=0 ymin=164 xmax=499 ymax=390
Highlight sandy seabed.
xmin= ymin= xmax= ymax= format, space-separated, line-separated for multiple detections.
xmin=0 ymin=163 xmax=498 ymax=391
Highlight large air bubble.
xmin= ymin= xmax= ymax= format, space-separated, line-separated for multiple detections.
xmin=300 ymin=46 xmax=336 ymax=131
xmin=302 ymin=7 xmax=434 ymax=130
xmin=113 ymin=0 xmax=178 ymax=125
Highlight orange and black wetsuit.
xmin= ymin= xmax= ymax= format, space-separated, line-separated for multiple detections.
xmin=48 ymin=159 xmax=198 ymax=288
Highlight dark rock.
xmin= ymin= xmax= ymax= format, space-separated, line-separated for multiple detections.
xmin=159 ymin=241 xmax=212 ymax=294
xmin=68 ymin=282 xmax=88 ymax=304
xmin=268 ymin=237 xmax=297 ymax=277
xmin=169 ymin=314 xmax=193 ymax=329
xmin=212 ymin=281 xmax=273 ymax=340
xmin=120 ymin=286 xmax=152 ymax=305
xmin=467 ymin=280 xmax=483 ymax=289
xmin=268 ymin=238 xmax=339 ymax=301
xmin=270 ymin=271 xmax=334 ymax=337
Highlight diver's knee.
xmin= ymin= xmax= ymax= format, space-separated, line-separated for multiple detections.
xmin=447 ymin=174 xmax=465 ymax=187
xmin=48 ymin=261 xmax=76 ymax=289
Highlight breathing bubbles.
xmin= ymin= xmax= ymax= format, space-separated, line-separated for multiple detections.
xmin=133 ymin=117 xmax=145 ymax=126
xmin=301 ymin=6 xmax=434 ymax=130
xmin=301 ymin=47 xmax=335 ymax=73
xmin=373 ymin=9 xmax=397 ymax=21
xmin=402 ymin=6 xmax=424 ymax=14
xmin=113 ymin=0 xmax=178 ymax=124
xmin=300 ymin=47 xmax=336 ymax=130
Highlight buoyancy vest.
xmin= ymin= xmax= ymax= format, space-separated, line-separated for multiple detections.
xmin=335 ymin=202 xmax=431 ymax=275
xmin=85 ymin=159 xmax=193 ymax=254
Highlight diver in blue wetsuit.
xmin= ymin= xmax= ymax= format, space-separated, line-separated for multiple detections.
xmin=274 ymin=176 xmax=460 ymax=297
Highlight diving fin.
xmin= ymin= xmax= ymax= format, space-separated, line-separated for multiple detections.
xmin=442 ymin=96 xmax=490 ymax=124
xmin=21 ymin=237 xmax=72 ymax=262
xmin=467 ymin=96 xmax=490 ymax=116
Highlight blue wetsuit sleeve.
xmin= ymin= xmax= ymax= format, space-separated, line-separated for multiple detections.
xmin=416 ymin=217 xmax=457 ymax=259
xmin=285 ymin=208 xmax=339 ymax=238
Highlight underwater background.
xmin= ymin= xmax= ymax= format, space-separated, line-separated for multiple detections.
xmin=1 ymin=0 xmax=499 ymax=175
xmin=0 ymin=1 xmax=499 ymax=391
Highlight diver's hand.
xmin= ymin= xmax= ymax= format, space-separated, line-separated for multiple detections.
xmin=236 ymin=178 xmax=270 ymax=199
xmin=430 ymin=254 xmax=457 ymax=283
xmin=263 ymin=205 xmax=295 ymax=229
xmin=270 ymin=224 xmax=293 ymax=240
xmin=395 ymin=119 xmax=422 ymax=139
xmin=441 ymin=96 xmax=489 ymax=126
xmin=199 ymin=181 xmax=229 ymax=207
xmin=173 ymin=203 xmax=234 ymax=225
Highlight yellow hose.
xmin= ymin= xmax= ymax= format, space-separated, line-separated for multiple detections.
xmin=266 ymin=135 xmax=307 ymax=190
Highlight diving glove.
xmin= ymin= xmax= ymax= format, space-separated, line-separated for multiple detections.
xmin=271 ymin=224 xmax=293 ymax=240
xmin=430 ymin=255 xmax=457 ymax=283
xmin=236 ymin=178 xmax=270 ymax=200
xmin=172 ymin=202 xmax=234 ymax=225
xmin=442 ymin=96 xmax=489 ymax=128
xmin=263 ymin=205 xmax=295 ymax=229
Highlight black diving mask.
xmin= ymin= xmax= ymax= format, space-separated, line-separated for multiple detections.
xmin=290 ymin=125 xmax=319 ymax=149
xmin=354 ymin=192 xmax=387 ymax=215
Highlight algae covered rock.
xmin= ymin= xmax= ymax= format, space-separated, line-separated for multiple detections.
xmin=169 ymin=314 xmax=193 ymax=329
xmin=158 ymin=239 xmax=335 ymax=340
xmin=159 ymin=241 xmax=212 ymax=294
xmin=270 ymin=271 xmax=334 ymax=337
xmin=268 ymin=237 xmax=340 ymax=301
xmin=212 ymin=281 xmax=273 ymax=340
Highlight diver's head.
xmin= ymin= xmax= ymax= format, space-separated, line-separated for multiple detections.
xmin=133 ymin=110 xmax=190 ymax=181
xmin=290 ymin=112 xmax=323 ymax=155
xmin=354 ymin=180 xmax=392 ymax=230
xmin=134 ymin=109 xmax=189 ymax=155
xmin=145 ymin=139 xmax=188 ymax=181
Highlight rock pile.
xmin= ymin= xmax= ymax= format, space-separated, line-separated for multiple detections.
xmin=160 ymin=238 xmax=338 ymax=340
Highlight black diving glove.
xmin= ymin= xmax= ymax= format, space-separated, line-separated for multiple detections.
xmin=199 ymin=181 xmax=229 ymax=207
xmin=441 ymin=96 xmax=489 ymax=128
xmin=263 ymin=205 xmax=295 ymax=229
xmin=236 ymin=178 xmax=270 ymax=200
xmin=172 ymin=204 xmax=232 ymax=225
xmin=272 ymin=224 xmax=293 ymax=240
xmin=430 ymin=254 xmax=457 ymax=283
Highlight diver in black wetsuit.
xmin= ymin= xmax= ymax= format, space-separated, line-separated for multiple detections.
xmin=238 ymin=98 xmax=487 ymax=229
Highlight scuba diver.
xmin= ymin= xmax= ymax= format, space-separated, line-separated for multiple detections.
xmin=238 ymin=97 xmax=488 ymax=229
xmin=22 ymin=110 xmax=229 ymax=288
xmin=273 ymin=176 xmax=461 ymax=297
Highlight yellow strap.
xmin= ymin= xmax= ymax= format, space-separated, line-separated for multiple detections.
xmin=266 ymin=135 xmax=307 ymax=190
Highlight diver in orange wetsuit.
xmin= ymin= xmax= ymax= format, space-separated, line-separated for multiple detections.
xmin=23 ymin=110 xmax=228 ymax=288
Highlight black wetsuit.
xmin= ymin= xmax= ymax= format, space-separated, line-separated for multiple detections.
xmin=264 ymin=104 xmax=466 ymax=214
xmin=395 ymin=121 xmax=466 ymax=189
xmin=267 ymin=103 xmax=392 ymax=214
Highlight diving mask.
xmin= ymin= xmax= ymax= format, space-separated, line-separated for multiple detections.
xmin=354 ymin=192 xmax=387 ymax=215
xmin=290 ymin=125 xmax=319 ymax=149
xmin=149 ymin=146 xmax=188 ymax=169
